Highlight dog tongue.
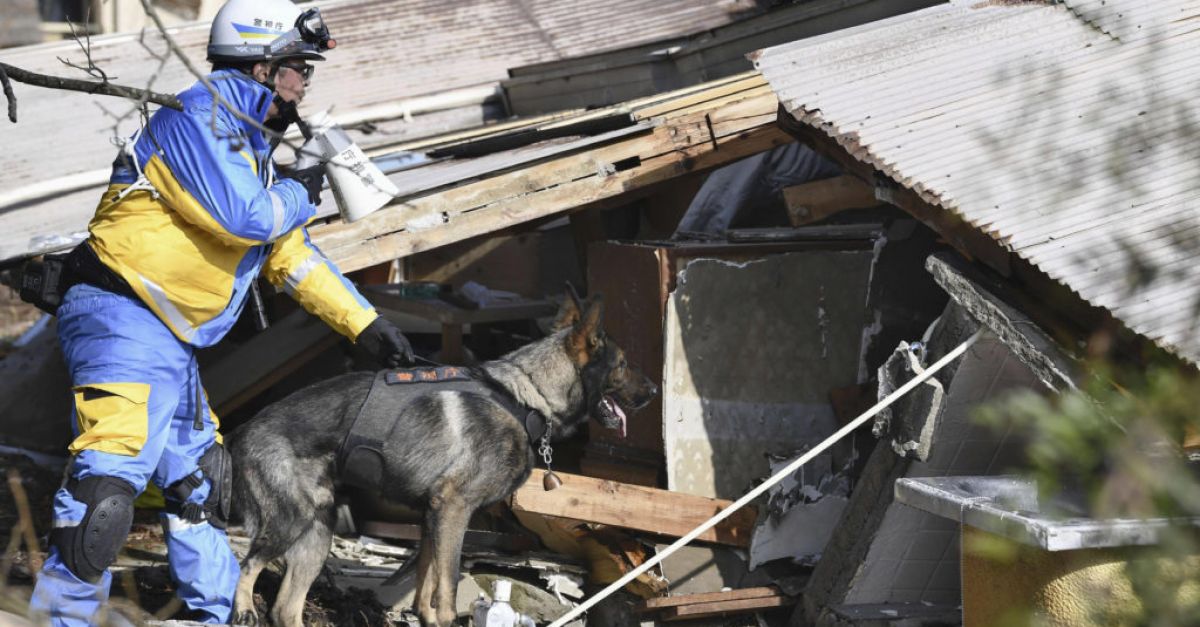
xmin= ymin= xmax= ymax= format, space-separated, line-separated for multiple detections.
xmin=603 ymin=396 xmax=627 ymax=438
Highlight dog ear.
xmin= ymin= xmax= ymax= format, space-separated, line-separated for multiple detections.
xmin=566 ymin=295 xmax=604 ymax=363
xmin=565 ymin=282 xmax=584 ymax=308
xmin=580 ymin=295 xmax=604 ymax=348
xmin=553 ymin=284 xmax=583 ymax=331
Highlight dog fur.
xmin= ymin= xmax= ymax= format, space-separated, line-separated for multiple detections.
xmin=228 ymin=293 xmax=656 ymax=627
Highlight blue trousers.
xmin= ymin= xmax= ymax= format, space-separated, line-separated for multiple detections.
xmin=29 ymin=284 xmax=239 ymax=626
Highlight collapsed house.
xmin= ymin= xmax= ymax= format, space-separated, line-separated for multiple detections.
xmin=2 ymin=0 xmax=1200 ymax=625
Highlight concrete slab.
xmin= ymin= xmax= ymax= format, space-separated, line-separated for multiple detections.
xmin=663 ymin=251 xmax=873 ymax=500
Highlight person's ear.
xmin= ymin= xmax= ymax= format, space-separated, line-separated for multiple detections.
xmin=251 ymin=62 xmax=272 ymax=84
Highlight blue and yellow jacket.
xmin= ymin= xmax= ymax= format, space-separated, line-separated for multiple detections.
xmin=87 ymin=69 xmax=377 ymax=347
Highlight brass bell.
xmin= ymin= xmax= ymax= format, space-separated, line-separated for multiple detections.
xmin=543 ymin=470 xmax=563 ymax=491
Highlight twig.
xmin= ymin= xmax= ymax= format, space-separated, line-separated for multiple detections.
xmin=6 ymin=469 xmax=42 ymax=579
xmin=59 ymin=17 xmax=111 ymax=84
xmin=0 ymin=61 xmax=181 ymax=117
xmin=0 ymin=63 xmax=15 ymax=123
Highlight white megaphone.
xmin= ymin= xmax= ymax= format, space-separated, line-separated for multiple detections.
xmin=294 ymin=110 xmax=399 ymax=222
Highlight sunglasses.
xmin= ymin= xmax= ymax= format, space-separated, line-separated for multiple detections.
xmin=277 ymin=62 xmax=315 ymax=83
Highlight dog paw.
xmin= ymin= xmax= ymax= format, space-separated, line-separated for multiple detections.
xmin=234 ymin=609 xmax=260 ymax=626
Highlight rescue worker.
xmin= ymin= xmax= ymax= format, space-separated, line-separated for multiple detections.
xmin=29 ymin=0 xmax=413 ymax=623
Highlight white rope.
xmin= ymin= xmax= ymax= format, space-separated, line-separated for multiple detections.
xmin=547 ymin=330 xmax=982 ymax=627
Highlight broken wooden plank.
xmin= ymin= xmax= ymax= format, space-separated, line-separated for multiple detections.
xmin=782 ymin=174 xmax=879 ymax=226
xmin=661 ymin=594 xmax=794 ymax=621
xmin=316 ymin=115 xmax=789 ymax=273
xmin=312 ymin=93 xmax=781 ymax=262
xmin=637 ymin=587 xmax=781 ymax=612
xmin=632 ymin=74 xmax=768 ymax=120
xmin=509 ymin=469 xmax=757 ymax=547
xmin=513 ymin=510 xmax=669 ymax=598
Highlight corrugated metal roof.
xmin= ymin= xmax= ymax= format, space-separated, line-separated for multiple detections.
xmin=0 ymin=0 xmax=757 ymax=249
xmin=755 ymin=0 xmax=1200 ymax=365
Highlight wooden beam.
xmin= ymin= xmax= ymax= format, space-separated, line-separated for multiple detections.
xmin=782 ymin=174 xmax=879 ymax=225
xmin=314 ymin=94 xmax=778 ymax=254
xmin=776 ymin=109 xmax=1014 ymax=277
xmin=661 ymin=595 xmax=794 ymax=621
xmin=313 ymin=96 xmax=788 ymax=273
xmin=509 ymin=469 xmax=757 ymax=547
xmin=638 ymin=587 xmax=781 ymax=611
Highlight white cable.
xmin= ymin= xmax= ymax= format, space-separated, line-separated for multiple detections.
xmin=547 ymin=329 xmax=982 ymax=627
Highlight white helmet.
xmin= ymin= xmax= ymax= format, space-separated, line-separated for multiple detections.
xmin=207 ymin=0 xmax=336 ymax=64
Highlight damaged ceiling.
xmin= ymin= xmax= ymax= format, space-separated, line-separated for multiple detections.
xmin=754 ymin=0 xmax=1200 ymax=365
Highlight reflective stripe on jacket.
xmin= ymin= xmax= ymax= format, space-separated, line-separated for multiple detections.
xmin=86 ymin=69 xmax=377 ymax=346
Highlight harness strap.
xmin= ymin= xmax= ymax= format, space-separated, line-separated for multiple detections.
xmin=336 ymin=370 xmax=392 ymax=489
xmin=474 ymin=369 xmax=547 ymax=443
xmin=336 ymin=369 xmax=548 ymax=491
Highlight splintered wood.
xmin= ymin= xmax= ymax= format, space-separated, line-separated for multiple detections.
xmin=509 ymin=469 xmax=756 ymax=547
xmin=311 ymin=74 xmax=786 ymax=273
xmin=636 ymin=587 xmax=796 ymax=622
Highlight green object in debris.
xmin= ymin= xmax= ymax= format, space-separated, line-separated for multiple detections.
xmin=394 ymin=282 xmax=446 ymax=299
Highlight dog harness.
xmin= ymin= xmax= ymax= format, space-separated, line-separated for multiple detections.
xmin=336 ymin=366 xmax=547 ymax=491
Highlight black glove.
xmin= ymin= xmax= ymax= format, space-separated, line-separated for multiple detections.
xmin=356 ymin=316 xmax=415 ymax=368
xmin=264 ymin=95 xmax=300 ymax=135
xmin=282 ymin=164 xmax=324 ymax=206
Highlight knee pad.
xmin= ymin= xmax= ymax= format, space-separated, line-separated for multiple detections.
xmin=165 ymin=443 xmax=233 ymax=529
xmin=198 ymin=442 xmax=233 ymax=529
xmin=51 ymin=475 xmax=136 ymax=583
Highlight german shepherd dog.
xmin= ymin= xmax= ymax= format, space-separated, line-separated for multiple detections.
xmin=228 ymin=292 xmax=657 ymax=627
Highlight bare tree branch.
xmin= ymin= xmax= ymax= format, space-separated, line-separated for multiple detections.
xmin=59 ymin=17 xmax=111 ymax=84
xmin=135 ymin=0 xmax=344 ymax=173
xmin=0 ymin=61 xmax=181 ymax=119
xmin=0 ymin=64 xmax=15 ymax=123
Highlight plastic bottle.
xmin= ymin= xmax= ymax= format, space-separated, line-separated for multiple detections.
xmin=472 ymin=580 xmax=537 ymax=627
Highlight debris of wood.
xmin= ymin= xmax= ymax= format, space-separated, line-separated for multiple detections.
xmin=783 ymin=174 xmax=880 ymax=226
xmin=660 ymin=594 xmax=794 ymax=621
xmin=510 ymin=469 xmax=756 ymax=547
xmin=512 ymin=510 xmax=667 ymax=599
xmin=310 ymin=87 xmax=788 ymax=273
xmin=358 ymin=520 xmax=538 ymax=552
xmin=637 ymin=586 xmax=781 ymax=611
xmin=637 ymin=587 xmax=796 ymax=622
